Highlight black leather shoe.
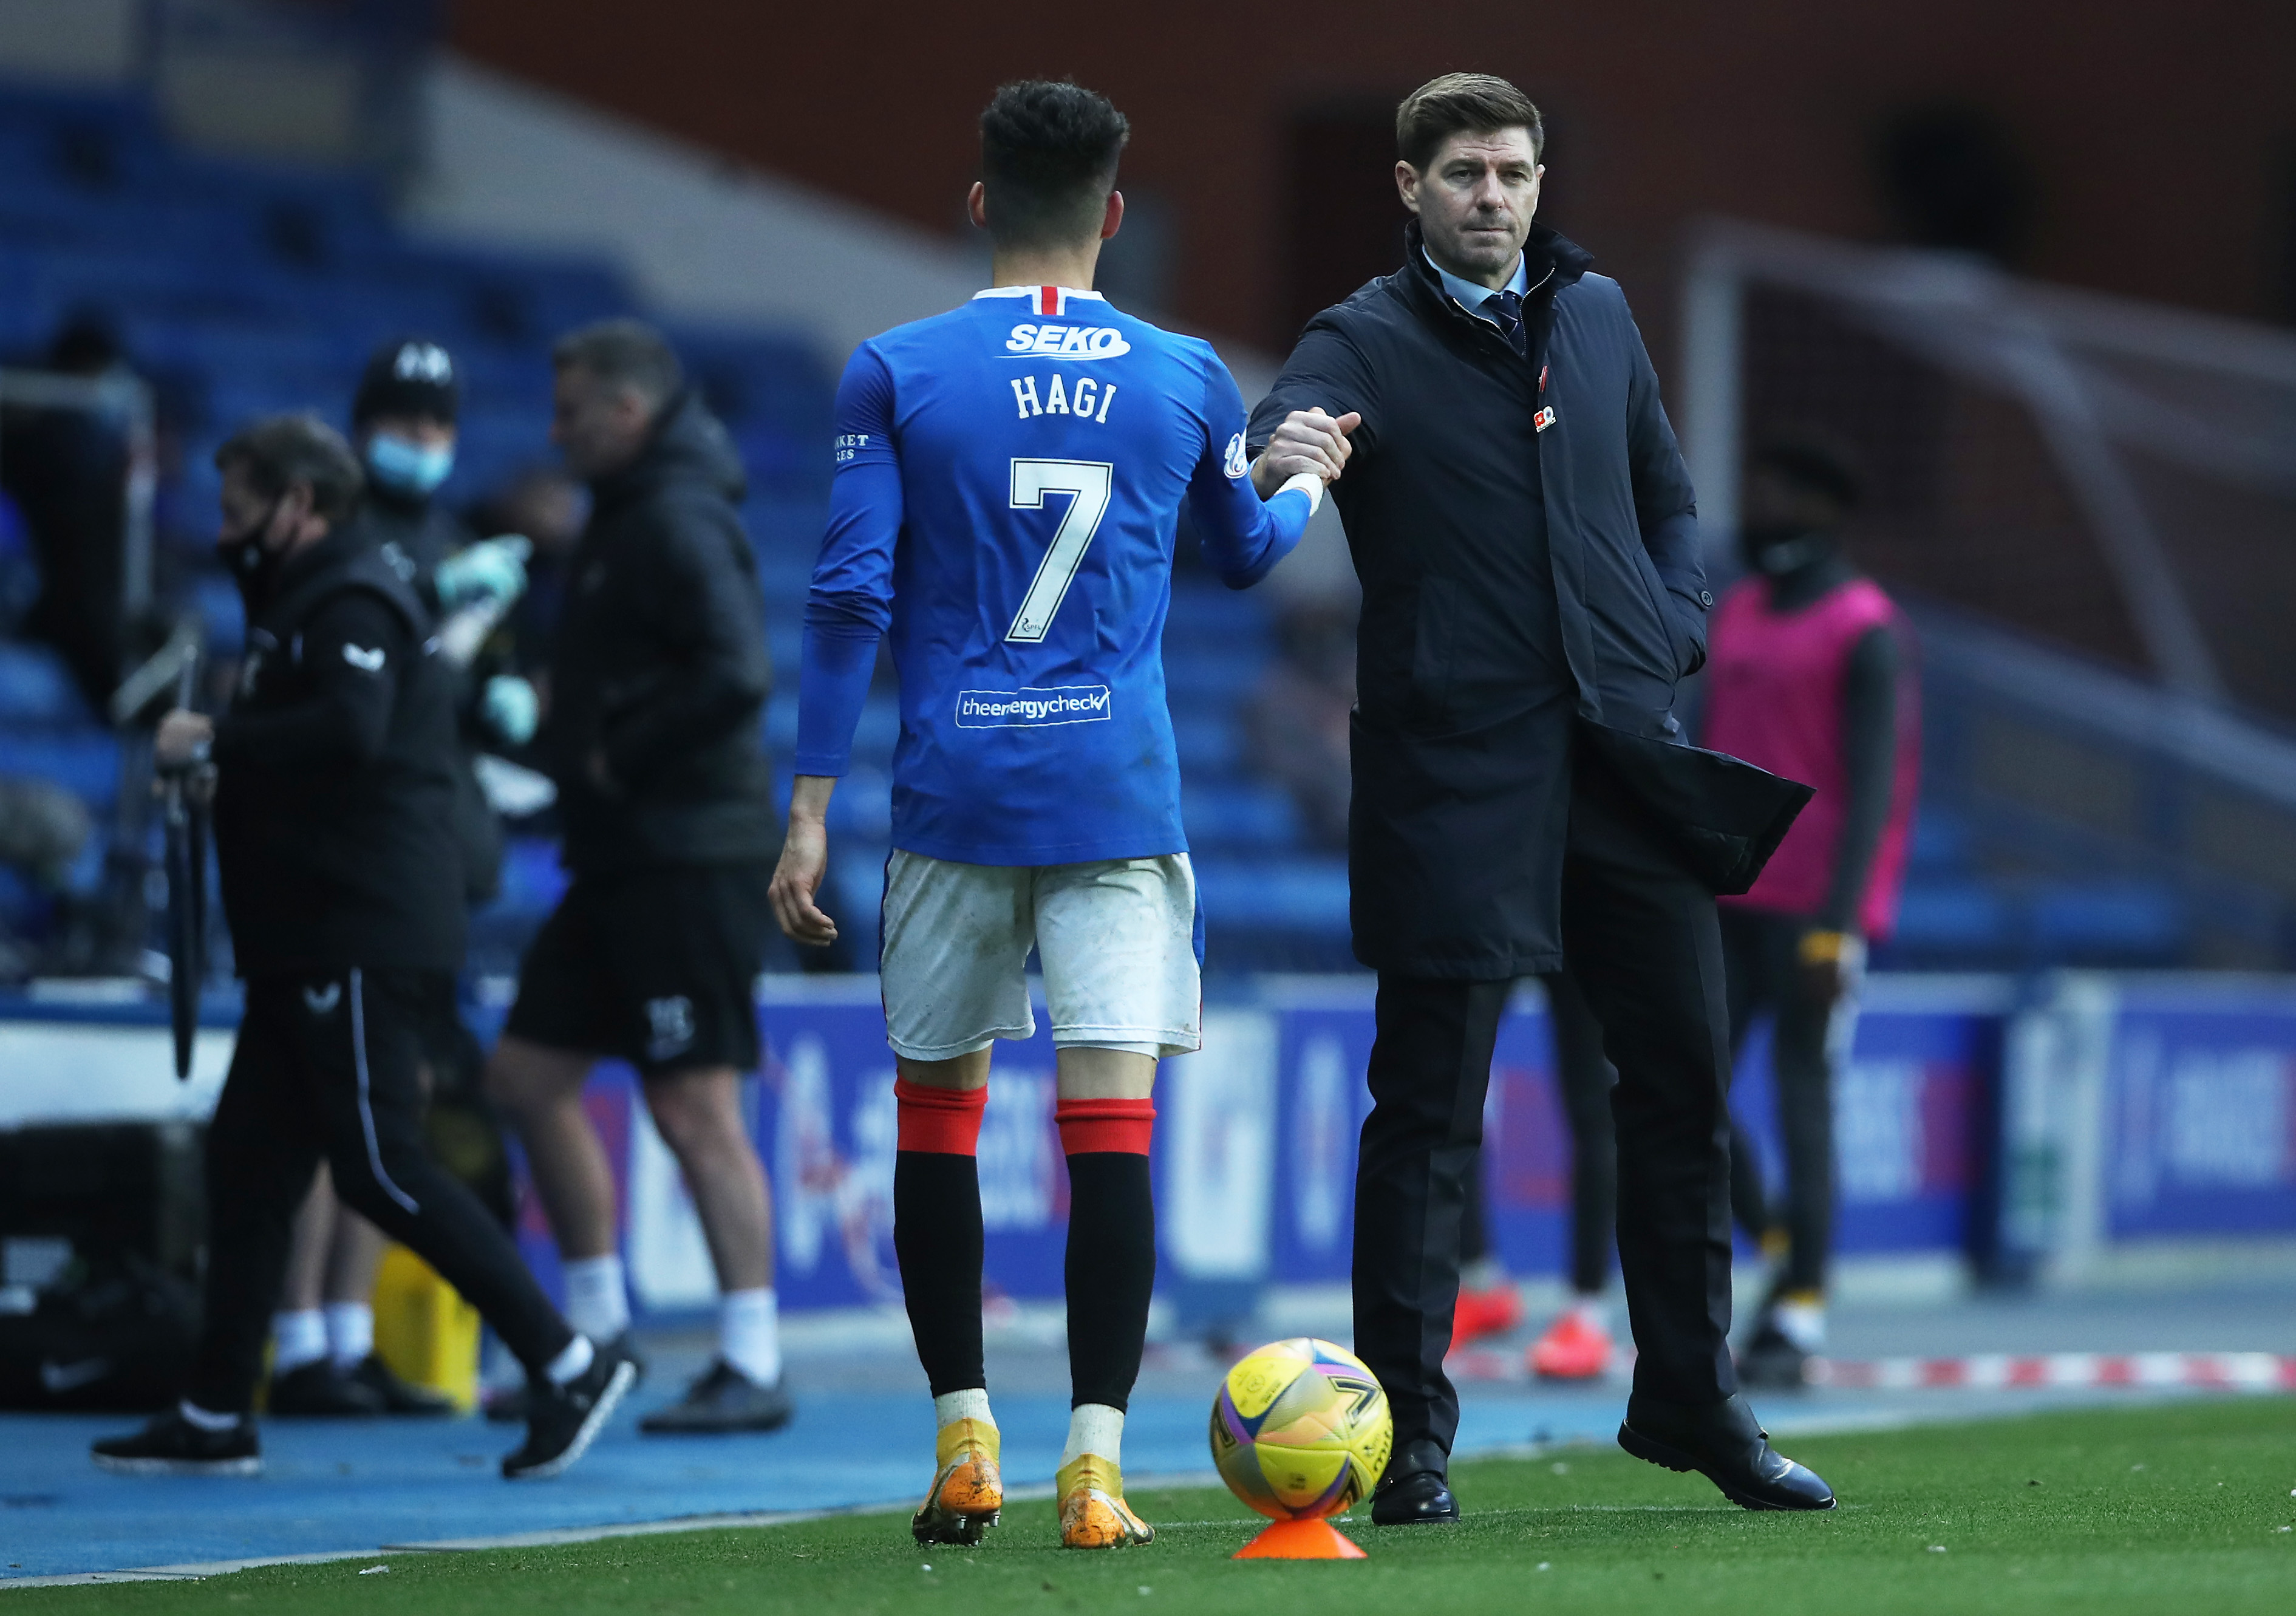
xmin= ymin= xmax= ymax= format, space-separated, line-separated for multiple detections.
xmin=1370 ymin=1437 xmax=1459 ymax=1524
xmin=1618 ymin=1392 xmax=1835 ymax=1510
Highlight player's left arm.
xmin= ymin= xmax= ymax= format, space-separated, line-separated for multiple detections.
xmin=1622 ymin=294 xmax=1709 ymax=672
xmin=1185 ymin=355 xmax=1354 ymax=591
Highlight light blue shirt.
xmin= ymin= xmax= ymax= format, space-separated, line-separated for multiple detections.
xmin=1424 ymin=248 xmax=1530 ymax=327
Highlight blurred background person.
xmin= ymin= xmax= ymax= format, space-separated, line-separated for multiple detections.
xmin=1243 ymin=600 xmax=1357 ymax=853
xmin=471 ymin=463 xmax=590 ymax=712
xmin=1445 ymin=972 xmax=1619 ymax=1367
xmin=1519 ymin=970 xmax=1623 ymax=1380
xmin=1701 ymin=434 xmax=1920 ymax=1388
xmin=94 ymin=414 xmax=632 ymax=1479
xmin=0 ymin=312 xmax=137 ymax=715
xmin=484 ymin=319 xmax=791 ymax=1435
xmin=263 ymin=337 xmax=537 ymax=1417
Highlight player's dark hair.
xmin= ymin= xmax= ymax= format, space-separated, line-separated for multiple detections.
xmin=552 ymin=318 xmax=684 ymax=407
xmin=1751 ymin=431 xmax=1866 ymax=512
xmin=1396 ymin=72 xmax=1544 ymax=171
xmin=978 ymin=80 xmax=1129 ymax=250
xmin=214 ymin=412 xmax=363 ymax=525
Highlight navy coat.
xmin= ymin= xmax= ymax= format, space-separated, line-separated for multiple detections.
xmin=1252 ymin=222 xmax=1800 ymax=978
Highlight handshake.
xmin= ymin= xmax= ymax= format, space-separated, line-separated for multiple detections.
xmin=1248 ymin=407 xmax=1361 ymax=500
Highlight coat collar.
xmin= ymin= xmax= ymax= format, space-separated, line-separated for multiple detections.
xmin=1400 ymin=217 xmax=1592 ymax=325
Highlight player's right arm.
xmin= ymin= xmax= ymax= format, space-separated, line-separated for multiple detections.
xmin=1185 ymin=355 xmax=1357 ymax=591
xmin=771 ymin=344 xmax=902 ymax=947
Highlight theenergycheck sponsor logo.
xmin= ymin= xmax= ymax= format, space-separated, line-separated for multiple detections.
xmin=955 ymin=685 xmax=1114 ymax=728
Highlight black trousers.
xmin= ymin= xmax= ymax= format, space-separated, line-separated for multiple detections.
xmin=187 ymin=969 xmax=573 ymax=1414
xmin=1354 ymin=763 xmax=1737 ymax=1456
xmin=1455 ymin=967 xmax=1615 ymax=1300
xmin=1720 ymin=907 xmax=1841 ymax=1298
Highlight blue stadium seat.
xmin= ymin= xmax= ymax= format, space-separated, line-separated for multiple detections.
xmin=2028 ymin=881 xmax=2186 ymax=965
xmin=0 ymin=644 xmax=92 ymax=728
xmin=1887 ymin=880 xmax=2018 ymax=963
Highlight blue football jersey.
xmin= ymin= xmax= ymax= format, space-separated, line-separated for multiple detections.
xmin=795 ymin=284 xmax=1313 ymax=865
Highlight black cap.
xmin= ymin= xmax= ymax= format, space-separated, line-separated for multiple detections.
xmin=353 ymin=338 xmax=460 ymax=428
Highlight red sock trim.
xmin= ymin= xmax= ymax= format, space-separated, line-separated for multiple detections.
xmin=894 ymin=1079 xmax=989 ymax=1154
xmin=1056 ymin=1097 xmax=1156 ymax=1156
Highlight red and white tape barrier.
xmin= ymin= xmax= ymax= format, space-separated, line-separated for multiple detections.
xmin=1808 ymin=1352 xmax=2296 ymax=1391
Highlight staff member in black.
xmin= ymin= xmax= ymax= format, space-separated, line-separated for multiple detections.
xmin=1250 ymin=73 xmax=1831 ymax=1519
xmin=484 ymin=321 xmax=791 ymax=1434
xmin=91 ymin=415 xmax=633 ymax=1480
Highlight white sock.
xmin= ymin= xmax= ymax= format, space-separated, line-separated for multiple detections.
xmin=719 ymin=1287 xmax=781 ymax=1386
xmin=1773 ymin=1297 xmax=1827 ymax=1353
xmin=545 ymin=1334 xmax=596 ymax=1386
xmin=1567 ymin=1295 xmax=1609 ymax=1333
xmin=1060 ymin=1402 xmax=1124 ymax=1468
xmin=561 ymin=1255 xmax=630 ymax=1342
xmin=179 ymin=1399 xmax=239 ymax=1432
xmin=271 ymin=1309 xmax=327 ymax=1374
xmin=934 ymin=1388 xmax=994 ymax=1429
xmin=325 ymin=1301 xmax=374 ymax=1369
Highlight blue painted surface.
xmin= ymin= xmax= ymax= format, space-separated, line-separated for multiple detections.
xmin=0 ymin=1380 xmax=1624 ymax=1578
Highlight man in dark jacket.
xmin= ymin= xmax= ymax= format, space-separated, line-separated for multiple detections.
xmin=485 ymin=321 xmax=792 ymax=1434
xmin=91 ymin=414 xmax=632 ymax=1480
xmin=264 ymin=337 xmax=537 ymax=1422
xmin=1250 ymin=73 xmax=1828 ymax=1520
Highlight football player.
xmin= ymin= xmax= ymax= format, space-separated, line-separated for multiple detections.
xmin=769 ymin=80 xmax=1349 ymax=1550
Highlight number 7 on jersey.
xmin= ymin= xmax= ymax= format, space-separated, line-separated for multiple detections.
xmin=1007 ymin=458 xmax=1114 ymax=643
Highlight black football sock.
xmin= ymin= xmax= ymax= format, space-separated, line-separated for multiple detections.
xmin=893 ymin=1150 xmax=986 ymax=1397
xmin=1063 ymin=1150 xmax=1156 ymax=1413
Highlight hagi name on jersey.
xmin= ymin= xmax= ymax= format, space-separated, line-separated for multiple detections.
xmin=955 ymin=684 xmax=1113 ymax=728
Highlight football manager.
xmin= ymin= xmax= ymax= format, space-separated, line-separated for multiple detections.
xmin=1249 ymin=72 xmax=1830 ymax=1520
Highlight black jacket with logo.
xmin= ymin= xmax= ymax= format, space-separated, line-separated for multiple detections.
xmin=542 ymin=390 xmax=775 ymax=874
xmin=212 ymin=528 xmax=465 ymax=975
xmin=1250 ymin=223 xmax=1804 ymax=978
xmin=348 ymin=491 xmax=506 ymax=904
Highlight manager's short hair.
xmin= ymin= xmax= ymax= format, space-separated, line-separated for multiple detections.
xmin=1396 ymin=73 xmax=1545 ymax=171
xmin=553 ymin=318 xmax=684 ymax=407
xmin=214 ymin=412 xmax=363 ymax=525
xmin=979 ymin=80 xmax=1129 ymax=250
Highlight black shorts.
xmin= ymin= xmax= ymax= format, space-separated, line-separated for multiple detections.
xmin=503 ymin=863 xmax=771 ymax=1076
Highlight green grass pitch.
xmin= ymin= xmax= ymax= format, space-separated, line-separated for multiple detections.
xmin=24 ymin=1399 xmax=2296 ymax=1615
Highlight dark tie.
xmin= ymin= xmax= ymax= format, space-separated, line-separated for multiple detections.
xmin=1487 ymin=288 xmax=1526 ymax=356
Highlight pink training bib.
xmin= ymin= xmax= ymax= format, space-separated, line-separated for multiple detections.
xmin=1704 ymin=576 xmax=1919 ymax=938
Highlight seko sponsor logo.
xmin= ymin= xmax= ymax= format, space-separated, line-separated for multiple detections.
xmin=955 ymin=685 xmax=1114 ymax=728
xmin=1004 ymin=324 xmax=1132 ymax=360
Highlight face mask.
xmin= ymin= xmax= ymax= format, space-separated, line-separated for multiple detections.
xmin=365 ymin=432 xmax=455 ymax=496
xmin=1739 ymin=523 xmax=1831 ymax=579
xmin=219 ymin=499 xmax=286 ymax=602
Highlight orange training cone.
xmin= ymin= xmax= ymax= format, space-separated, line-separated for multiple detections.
xmin=1233 ymin=1518 xmax=1368 ymax=1560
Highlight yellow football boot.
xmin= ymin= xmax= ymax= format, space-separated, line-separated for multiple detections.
xmin=911 ymin=1418 xmax=1003 ymax=1546
xmin=1057 ymin=1454 xmax=1154 ymax=1549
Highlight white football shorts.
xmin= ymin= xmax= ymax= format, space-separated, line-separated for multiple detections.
xmin=879 ymin=849 xmax=1201 ymax=1062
